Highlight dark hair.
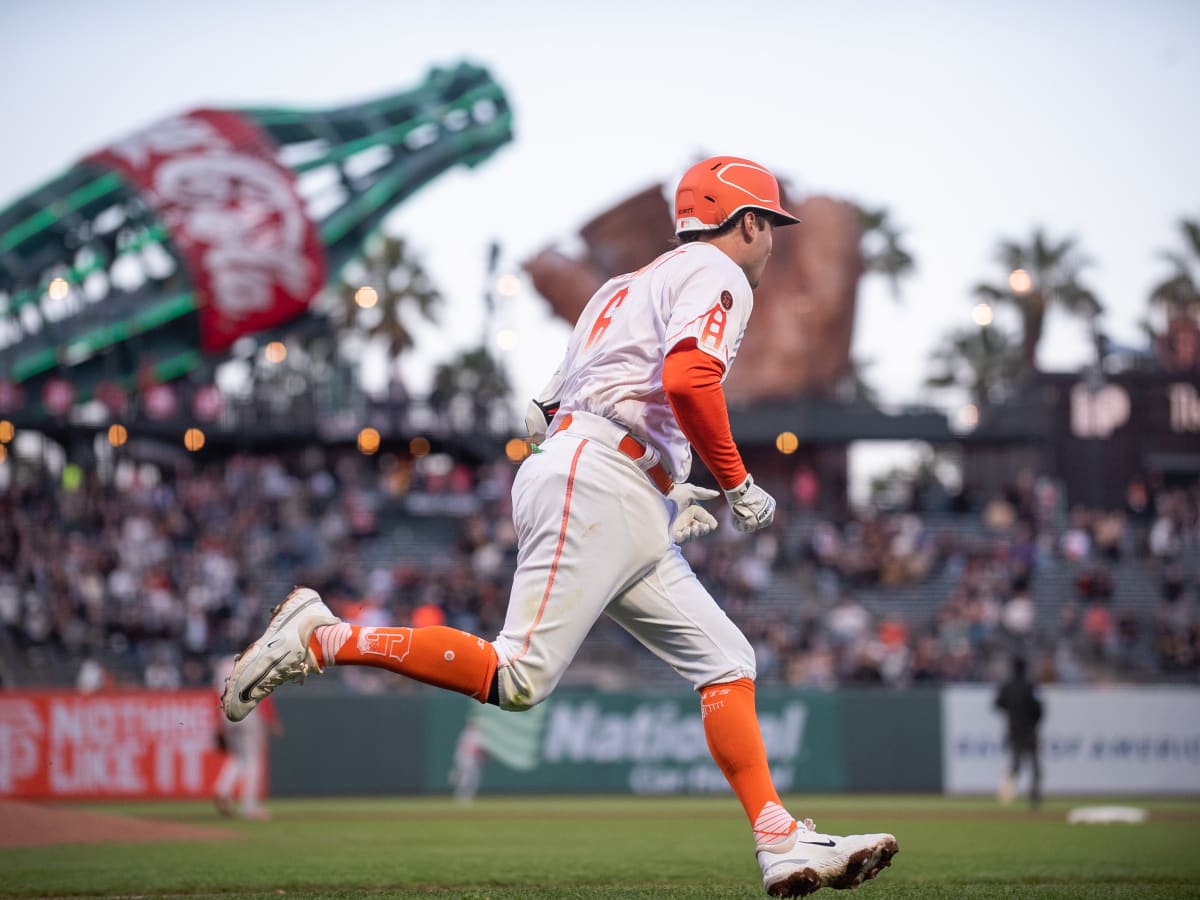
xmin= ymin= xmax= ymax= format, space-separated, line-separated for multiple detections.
xmin=677 ymin=208 xmax=775 ymax=244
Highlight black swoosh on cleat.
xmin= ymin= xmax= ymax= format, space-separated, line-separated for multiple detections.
xmin=797 ymin=839 xmax=837 ymax=847
xmin=273 ymin=597 xmax=318 ymax=631
xmin=240 ymin=654 xmax=288 ymax=703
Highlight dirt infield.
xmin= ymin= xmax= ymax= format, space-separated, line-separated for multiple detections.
xmin=0 ymin=799 xmax=233 ymax=848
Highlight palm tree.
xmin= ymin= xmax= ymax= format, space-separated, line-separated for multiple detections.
xmin=318 ymin=231 xmax=442 ymax=358
xmin=226 ymin=231 xmax=444 ymax=422
xmin=844 ymin=356 xmax=882 ymax=405
xmin=851 ymin=206 xmax=915 ymax=403
xmin=1146 ymin=217 xmax=1200 ymax=372
xmin=858 ymin=206 xmax=915 ymax=299
xmin=925 ymin=324 xmax=1024 ymax=409
xmin=973 ymin=228 xmax=1101 ymax=369
xmin=1149 ymin=217 xmax=1200 ymax=319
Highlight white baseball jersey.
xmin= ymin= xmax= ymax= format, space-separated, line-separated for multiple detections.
xmin=491 ymin=241 xmax=757 ymax=710
xmin=548 ymin=242 xmax=754 ymax=482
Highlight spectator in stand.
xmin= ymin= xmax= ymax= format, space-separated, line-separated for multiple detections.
xmin=1059 ymin=508 xmax=1092 ymax=562
xmin=76 ymin=653 xmax=110 ymax=693
xmin=1000 ymin=589 xmax=1035 ymax=641
xmin=982 ymin=493 xmax=1017 ymax=533
xmin=3 ymin=449 xmax=1198 ymax=692
xmin=1092 ymin=510 xmax=1126 ymax=563
xmin=1081 ymin=601 xmax=1116 ymax=661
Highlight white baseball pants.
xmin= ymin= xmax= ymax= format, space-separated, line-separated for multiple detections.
xmin=492 ymin=411 xmax=756 ymax=710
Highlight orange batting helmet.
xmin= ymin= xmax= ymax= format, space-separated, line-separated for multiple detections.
xmin=674 ymin=156 xmax=800 ymax=236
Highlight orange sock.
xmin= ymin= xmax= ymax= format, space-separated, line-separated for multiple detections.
xmin=309 ymin=624 xmax=497 ymax=702
xmin=701 ymin=678 xmax=796 ymax=846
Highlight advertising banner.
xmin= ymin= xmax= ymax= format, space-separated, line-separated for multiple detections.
xmin=424 ymin=689 xmax=846 ymax=795
xmin=942 ymin=685 xmax=1200 ymax=795
xmin=0 ymin=691 xmax=226 ymax=799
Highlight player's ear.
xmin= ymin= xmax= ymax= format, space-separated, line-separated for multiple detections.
xmin=740 ymin=211 xmax=757 ymax=242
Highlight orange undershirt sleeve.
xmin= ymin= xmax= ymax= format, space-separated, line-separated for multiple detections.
xmin=662 ymin=341 xmax=748 ymax=490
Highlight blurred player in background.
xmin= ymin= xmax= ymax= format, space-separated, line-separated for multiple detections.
xmin=448 ymin=716 xmax=486 ymax=803
xmin=213 ymin=654 xmax=281 ymax=820
xmin=994 ymin=655 xmax=1043 ymax=809
xmin=222 ymin=156 xmax=898 ymax=896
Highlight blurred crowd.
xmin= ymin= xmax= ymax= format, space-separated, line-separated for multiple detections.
xmin=1 ymin=450 xmax=380 ymax=690
xmin=0 ymin=448 xmax=1197 ymax=692
xmin=722 ymin=469 xmax=1200 ymax=688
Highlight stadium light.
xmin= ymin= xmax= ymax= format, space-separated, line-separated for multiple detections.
xmin=495 ymin=329 xmax=518 ymax=351
xmin=505 ymin=437 xmax=532 ymax=462
xmin=184 ymin=428 xmax=206 ymax=452
xmin=957 ymin=404 xmax=980 ymax=430
xmin=775 ymin=431 xmax=799 ymax=454
xmin=495 ymin=273 xmax=520 ymax=298
xmin=972 ymin=303 xmax=994 ymax=327
xmin=358 ymin=427 xmax=381 ymax=455
xmin=265 ymin=341 xmax=287 ymax=364
xmin=355 ymin=286 xmax=379 ymax=308
xmin=47 ymin=277 xmax=69 ymax=301
xmin=107 ymin=424 xmax=128 ymax=447
xmin=0 ymin=420 xmax=13 ymax=443
xmin=409 ymin=436 xmax=431 ymax=458
xmin=1008 ymin=268 xmax=1033 ymax=295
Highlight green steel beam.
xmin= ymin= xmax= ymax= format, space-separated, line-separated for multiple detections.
xmin=7 ymin=223 xmax=172 ymax=313
xmin=11 ymin=290 xmax=197 ymax=382
xmin=0 ymin=171 xmax=125 ymax=254
xmin=288 ymin=84 xmax=506 ymax=174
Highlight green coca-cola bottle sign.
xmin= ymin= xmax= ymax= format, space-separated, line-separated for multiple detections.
xmin=0 ymin=61 xmax=513 ymax=417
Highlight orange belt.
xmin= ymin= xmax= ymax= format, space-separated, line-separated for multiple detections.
xmin=557 ymin=413 xmax=674 ymax=495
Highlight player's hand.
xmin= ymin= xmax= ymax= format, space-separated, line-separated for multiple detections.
xmin=524 ymin=398 xmax=559 ymax=442
xmin=667 ymin=482 xmax=720 ymax=544
xmin=723 ymin=474 xmax=776 ymax=533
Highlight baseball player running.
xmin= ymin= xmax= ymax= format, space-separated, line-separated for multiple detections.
xmin=222 ymin=156 xmax=897 ymax=897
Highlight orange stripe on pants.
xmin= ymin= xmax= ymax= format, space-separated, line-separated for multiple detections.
xmin=516 ymin=438 xmax=588 ymax=663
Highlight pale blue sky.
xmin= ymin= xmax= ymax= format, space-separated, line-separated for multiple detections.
xmin=2 ymin=0 xmax=1197 ymax=419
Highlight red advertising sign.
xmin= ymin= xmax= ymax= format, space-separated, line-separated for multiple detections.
xmin=86 ymin=110 xmax=327 ymax=352
xmin=0 ymin=690 xmax=240 ymax=799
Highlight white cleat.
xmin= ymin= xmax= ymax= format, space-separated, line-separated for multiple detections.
xmin=221 ymin=587 xmax=340 ymax=722
xmin=757 ymin=819 xmax=899 ymax=897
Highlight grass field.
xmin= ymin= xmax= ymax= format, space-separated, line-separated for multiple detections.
xmin=3 ymin=794 xmax=1199 ymax=899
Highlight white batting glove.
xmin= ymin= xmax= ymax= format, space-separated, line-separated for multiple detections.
xmin=667 ymin=482 xmax=720 ymax=544
xmin=724 ymin=474 xmax=776 ymax=533
xmin=524 ymin=398 xmax=558 ymax=443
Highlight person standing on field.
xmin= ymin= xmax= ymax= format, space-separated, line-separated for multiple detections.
xmin=448 ymin=716 xmax=487 ymax=803
xmin=213 ymin=653 xmax=280 ymax=820
xmin=221 ymin=156 xmax=898 ymax=897
xmin=994 ymin=655 xmax=1043 ymax=809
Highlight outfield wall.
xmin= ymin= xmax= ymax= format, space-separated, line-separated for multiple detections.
xmin=271 ymin=685 xmax=1200 ymax=797
xmin=2 ymin=686 xmax=1195 ymax=799
xmin=941 ymin=685 xmax=1200 ymax=795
